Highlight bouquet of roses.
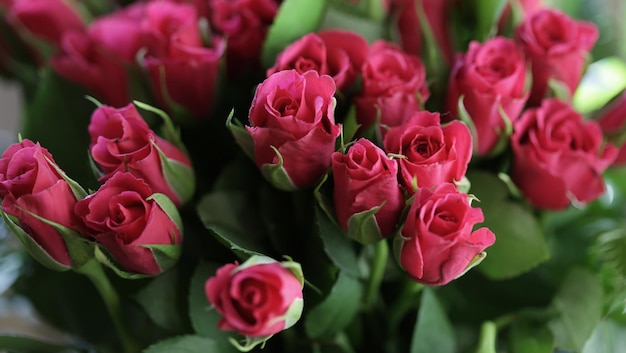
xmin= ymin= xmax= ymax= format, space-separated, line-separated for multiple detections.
xmin=0 ymin=0 xmax=625 ymax=352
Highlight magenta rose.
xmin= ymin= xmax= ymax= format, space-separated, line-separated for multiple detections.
xmin=515 ymin=8 xmax=598 ymax=105
xmin=511 ymin=99 xmax=617 ymax=209
xmin=247 ymin=70 xmax=341 ymax=190
xmin=7 ymin=0 xmax=85 ymax=46
xmin=395 ymin=183 xmax=496 ymax=286
xmin=0 ymin=139 xmax=79 ymax=267
xmin=267 ymin=29 xmax=369 ymax=91
xmin=88 ymin=103 xmax=194 ymax=206
xmin=597 ymin=90 xmax=626 ymax=165
xmin=205 ymin=255 xmax=304 ymax=342
xmin=209 ymin=0 xmax=280 ymax=77
xmin=74 ymin=172 xmax=182 ymax=275
xmin=383 ymin=111 xmax=472 ymax=193
xmin=141 ymin=1 xmax=225 ymax=119
xmin=355 ymin=40 xmax=430 ymax=133
xmin=445 ymin=36 xmax=528 ymax=155
xmin=331 ymin=138 xmax=404 ymax=242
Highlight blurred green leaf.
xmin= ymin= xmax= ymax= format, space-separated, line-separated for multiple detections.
xmin=468 ymin=171 xmax=550 ymax=279
xmin=410 ymin=288 xmax=456 ymax=353
xmin=134 ymin=269 xmax=186 ymax=332
xmin=548 ymin=267 xmax=603 ymax=352
xmin=582 ymin=319 xmax=626 ymax=353
xmin=0 ymin=335 xmax=87 ymax=353
xmin=509 ymin=322 xmax=554 ymax=353
xmin=305 ymin=271 xmax=363 ymax=339
xmin=262 ymin=0 xmax=328 ymax=67
xmin=314 ymin=206 xmax=361 ymax=278
xmin=473 ymin=321 xmax=497 ymax=353
xmin=476 ymin=0 xmax=508 ymax=40
xmin=574 ymin=57 xmax=626 ymax=114
xmin=320 ymin=6 xmax=385 ymax=43
xmin=142 ymin=335 xmax=218 ymax=353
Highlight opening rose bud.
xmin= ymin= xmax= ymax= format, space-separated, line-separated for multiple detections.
xmin=205 ymin=255 xmax=304 ymax=351
xmin=75 ymin=172 xmax=183 ymax=276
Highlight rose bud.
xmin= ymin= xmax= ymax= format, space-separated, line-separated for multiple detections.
xmin=267 ymin=29 xmax=369 ymax=91
xmin=395 ymin=183 xmax=496 ymax=286
xmin=383 ymin=110 xmax=472 ymax=193
xmin=331 ymin=138 xmax=404 ymax=243
xmin=141 ymin=1 xmax=225 ymax=119
xmin=74 ymin=172 xmax=183 ymax=276
xmin=205 ymin=255 xmax=304 ymax=350
xmin=7 ymin=0 xmax=85 ymax=47
xmin=515 ymin=8 xmax=598 ymax=105
xmin=88 ymin=103 xmax=194 ymax=206
xmin=597 ymin=90 xmax=626 ymax=165
xmin=511 ymin=98 xmax=617 ymax=210
xmin=355 ymin=40 xmax=430 ymax=136
xmin=445 ymin=37 xmax=528 ymax=156
xmin=209 ymin=0 xmax=279 ymax=77
xmin=244 ymin=70 xmax=341 ymax=190
xmin=0 ymin=139 xmax=85 ymax=269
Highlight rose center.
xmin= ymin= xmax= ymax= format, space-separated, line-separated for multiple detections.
xmin=274 ymin=96 xmax=300 ymax=117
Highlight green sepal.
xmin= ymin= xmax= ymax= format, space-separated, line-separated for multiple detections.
xmin=346 ymin=203 xmax=385 ymax=245
xmin=44 ymin=156 xmax=88 ymax=200
xmin=0 ymin=208 xmax=70 ymax=272
xmin=457 ymin=96 xmax=479 ymax=155
xmin=260 ymin=146 xmax=297 ymax=191
xmin=153 ymin=141 xmax=196 ymax=205
xmin=225 ymin=110 xmax=255 ymax=161
xmin=454 ymin=176 xmax=471 ymax=194
xmin=229 ymin=335 xmax=270 ymax=353
xmin=93 ymin=245 xmax=149 ymax=279
xmin=454 ymin=251 xmax=488 ymax=280
xmin=233 ymin=255 xmax=305 ymax=288
xmin=148 ymin=193 xmax=184 ymax=232
xmin=134 ymin=100 xmax=188 ymax=153
xmin=313 ymin=173 xmax=337 ymax=226
xmin=548 ymin=77 xmax=572 ymax=102
xmin=142 ymin=243 xmax=183 ymax=274
xmin=415 ymin=0 xmax=449 ymax=82
xmin=485 ymin=104 xmax=514 ymax=158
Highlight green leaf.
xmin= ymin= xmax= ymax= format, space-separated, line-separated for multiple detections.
xmin=20 ymin=69 xmax=98 ymax=189
xmin=319 ymin=6 xmax=385 ymax=43
xmin=262 ymin=0 xmax=328 ymax=67
xmin=548 ymin=267 xmax=603 ymax=352
xmin=134 ymin=269 xmax=185 ymax=332
xmin=197 ymin=191 xmax=270 ymax=259
xmin=314 ymin=206 xmax=361 ymax=278
xmin=509 ymin=323 xmax=554 ymax=353
xmin=410 ymin=288 xmax=456 ymax=353
xmin=0 ymin=209 xmax=70 ymax=272
xmin=574 ymin=57 xmax=626 ymax=114
xmin=468 ymin=171 xmax=550 ymax=279
xmin=582 ymin=319 xmax=626 ymax=353
xmin=0 ymin=334 xmax=87 ymax=353
xmin=188 ymin=262 xmax=239 ymax=353
xmin=305 ymin=271 xmax=363 ymax=339
xmin=142 ymin=335 xmax=219 ymax=353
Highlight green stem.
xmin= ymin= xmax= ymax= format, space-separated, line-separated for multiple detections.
xmin=77 ymin=260 xmax=139 ymax=353
xmin=473 ymin=321 xmax=497 ymax=353
xmin=363 ymin=240 xmax=389 ymax=310
xmin=387 ymin=280 xmax=423 ymax=334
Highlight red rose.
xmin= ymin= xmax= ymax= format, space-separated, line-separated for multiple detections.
xmin=7 ymin=0 xmax=85 ymax=46
xmin=355 ymin=40 xmax=430 ymax=133
xmin=396 ymin=183 xmax=495 ymax=286
xmin=74 ymin=172 xmax=182 ymax=275
xmin=141 ymin=1 xmax=225 ymax=119
xmin=445 ymin=37 xmax=528 ymax=155
xmin=597 ymin=90 xmax=626 ymax=165
xmin=88 ymin=104 xmax=194 ymax=206
xmin=515 ymin=8 xmax=598 ymax=105
xmin=0 ymin=139 xmax=79 ymax=266
xmin=205 ymin=256 xmax=304 ymax=340
xmin=268 ymin=29 xmax=369 ymax=91
xmin=511 ymin=99 xmax=617 ymax=209
xmin=247 ymin=70 xmax=341 ymax=190
xmin=383 ymin=111 xmax=472 ymax=193
xmin=331 ymin=138 xmax=404 ymax=241
xmin=209 ymin=0 xmax=280 ymax=76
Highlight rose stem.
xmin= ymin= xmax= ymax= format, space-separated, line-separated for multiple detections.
xmin=363 ymin=240 xmax=389 ymax=310
xmin=77 ymin=260 xmax=139 ymax=353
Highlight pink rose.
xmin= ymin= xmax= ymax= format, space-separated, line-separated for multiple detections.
xmin=445 ymin=37 xmax=528 ymax=155
xmin=331 ymin=138 xmax=404 ymax=241
xmin=396 ymin=183 xmax=496 ymax=286
xmin=0 ymin=139 xmax=79 ymax=266
xmin=247 ymin=70 xmax=341 ymax=189
xmin=383 ymin=111 xmax=472 ymax=193
xmin=209 ymin=0 xmax=280 ymax=77
xmin=511 ymin=99 xmax=617 ymax=209
xmin=515 ymin=8 xmax=598 ymax=105
xmin=355 ymin=40 xmax=430 ymax=133
xmin=7 ymin=0 xmax=85 ymax=46
xmin=205 ymin=256 xmax=304 ymax=339
xmin=74 ymin=172 xmax=182 ymax=275
xmin=268 ymin=29 xmax=369 ymax=91
xmin=88 ymin=104 xmax=194 ymax=206
xmin=597 ymin=90 xmax=626 ymax=165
